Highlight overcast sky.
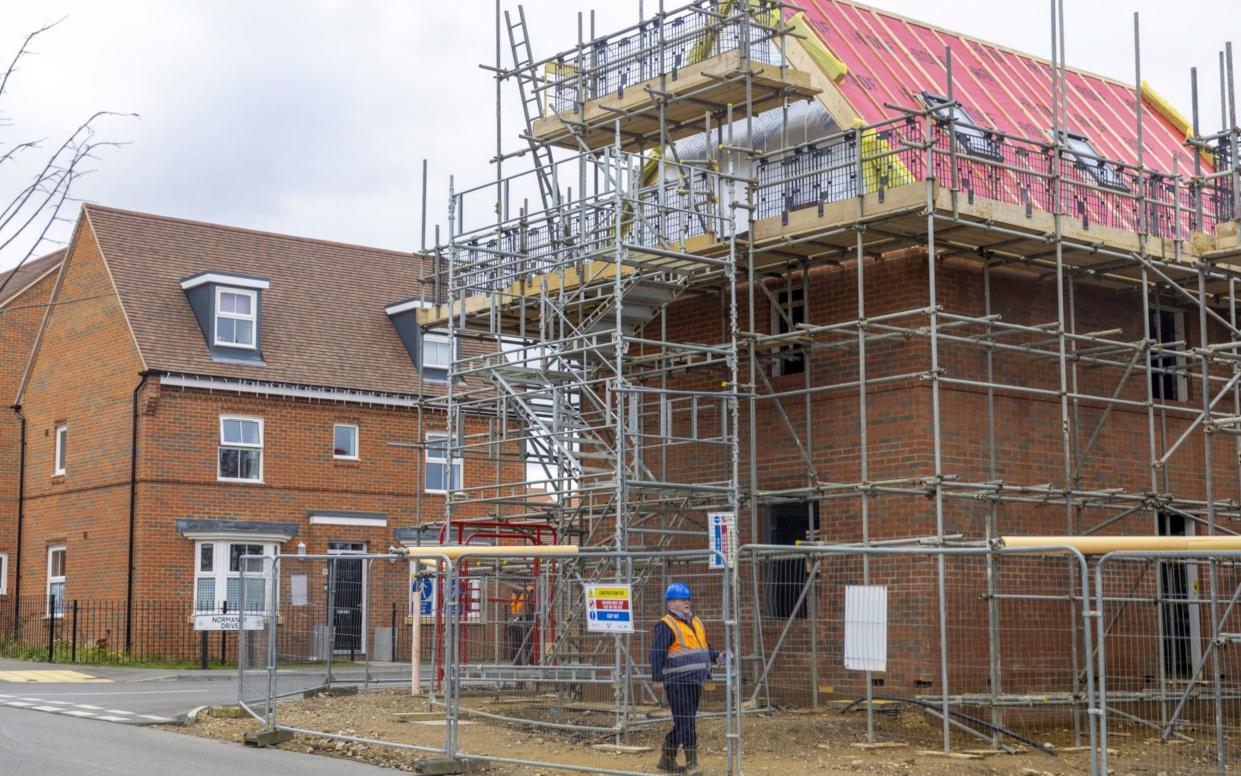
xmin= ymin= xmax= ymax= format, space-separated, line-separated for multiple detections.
xmin=0 ymin=0 xmax=1235 ymax=274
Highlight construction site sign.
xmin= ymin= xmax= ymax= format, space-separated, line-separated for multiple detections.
xmin=584 ymin=584 xmax=634 ymax=633
xmin=708 ymin=511 xmax=737 ymax=569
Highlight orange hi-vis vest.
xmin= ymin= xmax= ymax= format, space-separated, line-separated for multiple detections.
xmin=661 ymin=614 xmax=711 ymax=683
xmin=510 ymin=588 xmax=531 ymax=617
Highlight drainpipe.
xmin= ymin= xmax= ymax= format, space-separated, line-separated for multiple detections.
xmin=125 ymin=371 xmax=154 ymax=653
xmin=10 ymin=405 xmax=25 ymax=639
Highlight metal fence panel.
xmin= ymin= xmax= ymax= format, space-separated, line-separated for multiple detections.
xmin=1096 ymin=552 xmax=1241 ymax=775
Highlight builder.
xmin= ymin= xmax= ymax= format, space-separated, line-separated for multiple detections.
xmin=650 ymin=583 xmax=722 ymax=775
xmin=508 ymin=583 xmax=535 ymax=665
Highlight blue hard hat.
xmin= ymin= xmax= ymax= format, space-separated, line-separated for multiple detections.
xmin=665 ymin=583 xmax=692 ymax=601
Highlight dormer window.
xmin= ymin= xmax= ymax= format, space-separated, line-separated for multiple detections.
xmin=181 ymin=271 xmax=269 ymax=363
xmin=385 ymin=297 xmax=454 ymax=380
xmin=215 ymin=288 xmax=257 ymax=349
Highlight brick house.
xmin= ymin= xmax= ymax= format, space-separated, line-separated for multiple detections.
xmin=7 ymin=204 xmax=496 ymax=659
xmin=432 ymin=0 xmax=1240 ymax=709
xmin=0 ymin=251 xmax=65 ymax=613
xmin=651 ymin=1 xmax=1241 ymax=703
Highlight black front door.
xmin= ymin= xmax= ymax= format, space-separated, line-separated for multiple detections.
xmin=329 ymin=542 xmax=365 ymax=654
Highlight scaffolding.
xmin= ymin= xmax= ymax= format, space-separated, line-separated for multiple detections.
xmin=408 ymin=0 xmax=1241 ymax=766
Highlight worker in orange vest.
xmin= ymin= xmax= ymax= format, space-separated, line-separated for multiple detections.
xmin=508 ymin=583 xmax=534 ymax=664
xmin=650 ymin=582 xmax=722 ymax=775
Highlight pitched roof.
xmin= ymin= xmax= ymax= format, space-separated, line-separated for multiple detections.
xmin=799 ymin=0 xmax=1197 ymax=174
xmin=0 ymin=250 xmax=65 ymax=308
xmin=80 ymin=203 xmax=433 ymax=396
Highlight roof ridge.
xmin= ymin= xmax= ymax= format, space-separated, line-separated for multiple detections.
xmin=82 ymin=202 xmax=429 ymax=261
xmin=831 ymin=0 xmax=1143 ymax=91
xmin=0 ymin=248 xmax=67 ymax=307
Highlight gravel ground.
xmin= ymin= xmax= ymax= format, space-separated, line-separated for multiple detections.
xmin=171 ymin=688 xmax=1214 ymax=774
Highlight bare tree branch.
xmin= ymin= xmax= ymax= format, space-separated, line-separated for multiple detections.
xmin=0 ymin=17 xmax=65 ymax=101
xmin=0 ymin=19 xmax=133 ymax=301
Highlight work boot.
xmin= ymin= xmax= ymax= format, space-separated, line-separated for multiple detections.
xmin=656 ymin=742 xmax=683 ymax=773
xmin=683 ymin=747 xmax=702 ymax=776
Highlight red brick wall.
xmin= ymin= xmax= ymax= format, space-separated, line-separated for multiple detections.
xmin=12 ymin=219 xmax=523 ymax=657
xmin=17 ymin=227 xmax=143 ymax=606
xmin=130 ymin=384 xmax=462 ymax=609
xmin=0 ymin=266 xmax=59 ymax=603
xmin=651 ymin=252 xmax=1233 ymax=546
xmin=648 ymin=249 xmax=1236 ymax=702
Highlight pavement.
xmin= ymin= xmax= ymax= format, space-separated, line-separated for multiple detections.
xmin=0 ymin=704 xmax=394 ymax=775
xmin=0 ymin=659 xmax=244 ymax=723
xmin=0 ymin=657 xmax=413 ymax=724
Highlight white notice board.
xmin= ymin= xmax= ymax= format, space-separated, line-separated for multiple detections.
xmin=843 ymin=585 xmax=887 ymax=672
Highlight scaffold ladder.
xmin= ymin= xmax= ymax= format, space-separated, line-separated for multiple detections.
xmin=505 ymin=5 xmax=560 ymax=215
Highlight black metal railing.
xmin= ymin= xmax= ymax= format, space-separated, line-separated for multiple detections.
xmin=0 ymin=596 xmax=207 ymax=666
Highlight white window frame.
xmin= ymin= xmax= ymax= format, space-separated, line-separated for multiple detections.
xmin=213 ymin=287 xmax=258 ymax=349
xmin=54 ymin=423 xmax=67 ymax=476
xmin=193 ymin=540 xmax=277 ymax=616
xmin=333 ymin=423 xmax=359 ymax=460
xmin=218 ymin=415 xmax=264 ymax=483
xmin=47 ymin=546 xmax=65 ymax=618
xmin=424 ymin=432 xmax=462 ymax=494
xmin=422 ymin=329 xmax=452 ymax=371
xmin=0 ymin=552 xmax=8 ymax=595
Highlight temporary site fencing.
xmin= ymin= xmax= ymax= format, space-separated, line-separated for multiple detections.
xmin=1094 ymin=551 xmax=1241 ymax=775
xmin=227 ymin=543 xmax=1241 ymax=774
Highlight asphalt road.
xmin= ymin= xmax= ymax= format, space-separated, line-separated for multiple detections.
xmin=0 ymin=658 xmax=403 ymax=721
xmin=0 ymin=664 xmax=241 ymax=721
xmin=0 ymin=705 xmax=394 ymax=775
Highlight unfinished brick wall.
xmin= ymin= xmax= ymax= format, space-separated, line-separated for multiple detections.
xmin=642 ymin=249 xmax=1237 ymax=706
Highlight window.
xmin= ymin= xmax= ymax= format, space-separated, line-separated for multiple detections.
xmin=424 ymin=433 xmax=461 ymax=494
xmin=772 ymin=287 xmax=805 ymax=376
xmin=1157 ymin=512 xmax=1197 ymax=679
xmin=54 ymin=423 xmax=66 ymax=476
xmin=423 ymin=329 xmax=452 ymax=371
xmin=333 ymin=423 xmax=359 ymax=459
xmin=923 ymin=92 xmax=1002 ymax=161
xmin=218 ymin=415 xmax=263 ymax=482
xmin=193 ymin=541 xmax=273 ymax=615
xmin=47 ymin=546 xmax=65 ymax=618
xmin=0 ymin=552 xmax=8 ymax=595
xmin=214 ymin=287 xmax=257 ymax=349
xmin=763 ymin=502 xmax=818 ymax=619
xmin=1057 ymin=130 xmax=1129 ymax=191
xmin=1150 ymin=308 xmax=1187 ymax=402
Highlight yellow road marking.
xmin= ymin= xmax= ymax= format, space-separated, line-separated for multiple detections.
xmin=0 ymin=670 xmax=111 ymax=683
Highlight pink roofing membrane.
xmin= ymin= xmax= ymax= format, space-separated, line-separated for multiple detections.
xmin=798 ymin=0 xmax=1198 ymax=175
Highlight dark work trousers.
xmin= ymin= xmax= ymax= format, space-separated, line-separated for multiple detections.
xmin=508 ymin=619 xmax=532 ymax=664
xmin=664 ymin=681 xmax=702 ymax=750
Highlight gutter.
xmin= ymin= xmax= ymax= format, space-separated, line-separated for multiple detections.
xmin=10 ymin=405 xmax=24 ymax=638
xmin=125 ymin=370 xmax=154 ymax=653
